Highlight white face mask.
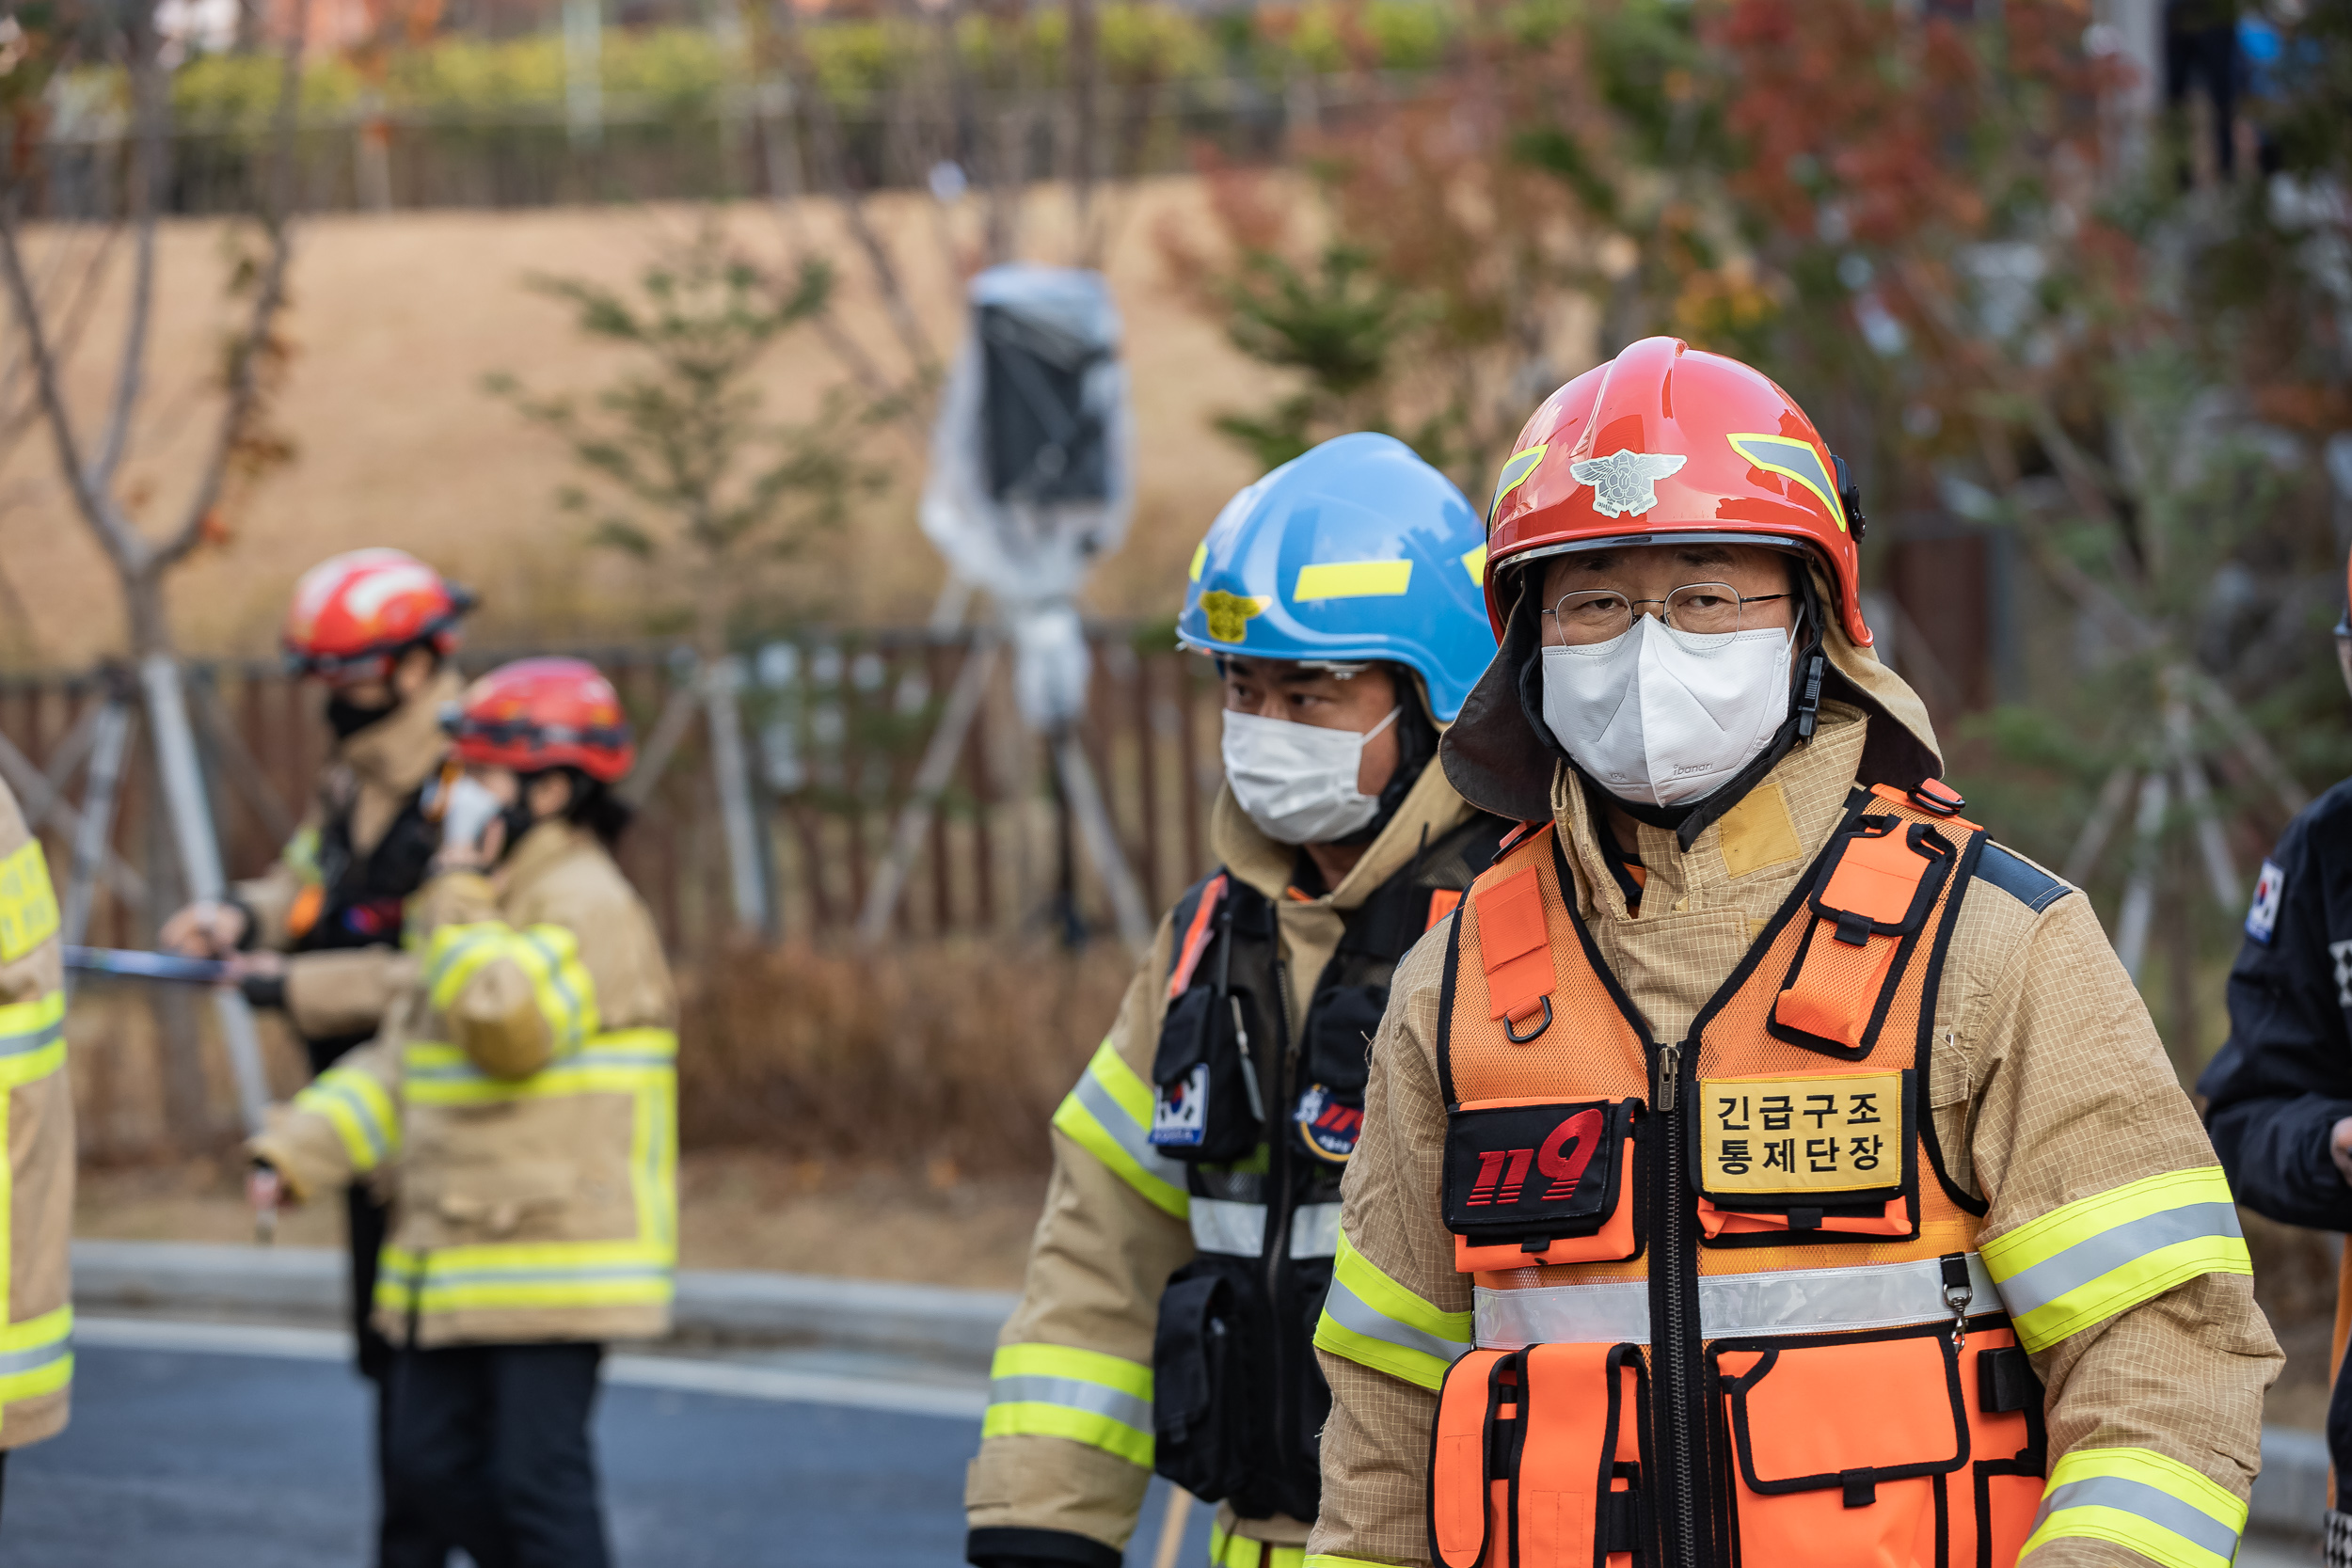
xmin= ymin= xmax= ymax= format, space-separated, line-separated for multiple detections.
xmin=1222 ymin=706 xmax=1402 ymax=846
xmin=1540 ymin=615 xmax=1794 ymax=808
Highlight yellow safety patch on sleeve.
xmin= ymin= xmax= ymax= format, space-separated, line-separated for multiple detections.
xmin=1313 ymin=1225 xmax=1471 ymax=1391
xmin=0 ymin=840 xmax=58 ymax=963
xmin=1051 ymin=1038 xmax=1189 ymax=1220
xmin=1981 ymin=1165 xmax=2250 ymax=1353
xmin=2019 ymin=1446 xmax=2245 ymax=1568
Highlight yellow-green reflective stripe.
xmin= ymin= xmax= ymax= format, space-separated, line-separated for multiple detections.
xmin=0 ymin=840 xmax=58 ymax=962
xmin=987 ymin=1343 xmax=1152 ymax=1458
xmin=0 ymin=1304 xmax=72 ymax=1408
xmin=0 ymin=990 xmax=64 ymax=1087
xmin=980 ymin=1400 xmax=1153 ymax=1467
xmin=294 ymin=1067 xmax=400 ymax=1171
xmin=1294 ymin=561 xmax=1413 ymax=601
xmin=280 ymin=824 xmax=321 ymax=880
xmin=1052 ymin=1039 xmax=1187 ymax=1220
xmin=1490 ymin=444 xmax=1549 ymax=521
xmin=425 ymin=926 xmax=507 ymax=1008
xmin=403 ymin=1028 xmax=675 ymax=1105
xmin=1211 ymin=1524 xmax=1305 ymax=1568
xmin=373 ymin=1244 xmax=672 ymax=1314
xmin=2019 ymin=1447 xmax=2244 ymax=1568
xmin=1982 ymin=1167 xmax=2250 ymax=1352
xmin=509 ymin=926 xmax=598 ymax=1053
xmin=1313 ymin=1226 xmax=1471 ymax=1391
xmin=1306 ymin=1557 xmax=1410 ymax=1568
xmin=1189 ymin=542 xmax=1208 ymax=582
xmin=1459 ymin=545 xmax=1487 ymax=586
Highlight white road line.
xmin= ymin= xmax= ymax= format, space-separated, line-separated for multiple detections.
xmin=71 ymin=1316 xmax=987 ymax=1420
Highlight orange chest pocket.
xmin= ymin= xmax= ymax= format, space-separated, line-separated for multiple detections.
xmin=1769 ymin=815 xmax=1957 ymax=1062
xmin=1443 ymin=1098 xmax=1644 ymax=1271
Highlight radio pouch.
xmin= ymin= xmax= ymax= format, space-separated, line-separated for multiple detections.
xmin=1769 ymin=813 xmax=1955 ymax=1061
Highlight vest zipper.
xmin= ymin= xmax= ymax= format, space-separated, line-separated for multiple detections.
xmin=1653 ymin=1037 xmax=1699 ymax=1568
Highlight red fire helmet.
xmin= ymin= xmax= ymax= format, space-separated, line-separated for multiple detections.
xmin=283 ymin=549 xmax=473 ymax=680
xmin=446 ymin=657 xmax=636 ymax=784
xmin=1485 ymin=337 xmax=1871 ymax=648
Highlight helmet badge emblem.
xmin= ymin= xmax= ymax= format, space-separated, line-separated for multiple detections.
xmin=1198 ymin=590 xmax=1269 ymax=644
xmin=1568 ymin=449 xmax=1689 ymax=519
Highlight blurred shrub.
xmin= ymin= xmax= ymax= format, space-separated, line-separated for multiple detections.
xmin=675 ymin=939 xmax=1134 ymax=1175
xmin=150 ymin=0 xmax=1452 ymax=127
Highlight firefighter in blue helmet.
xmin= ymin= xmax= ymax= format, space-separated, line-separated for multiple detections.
xmin=2201 ymin=554 xmax=2352 ymax=1563
xmin=964 ymin=433 xmax=1503 ymax=1568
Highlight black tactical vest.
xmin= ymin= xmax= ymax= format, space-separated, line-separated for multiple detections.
xmin=1145 ymin=813 xmax=1507 ymax=1521
xmin=288 ymin=768 xmax=443 ymax=1069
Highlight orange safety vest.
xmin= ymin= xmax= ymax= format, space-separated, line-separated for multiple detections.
xmin=1428 ymin=780 xmax=2045 ymax=1568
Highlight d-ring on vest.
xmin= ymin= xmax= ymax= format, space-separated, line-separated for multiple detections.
xmin=1425 ymin=782 xmax=2048 ymax=1568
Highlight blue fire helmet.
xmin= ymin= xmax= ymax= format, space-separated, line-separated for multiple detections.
xmin=1177 ymin=433 xmax=1495 ymax=721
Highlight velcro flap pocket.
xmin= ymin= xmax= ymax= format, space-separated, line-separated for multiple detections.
xmin=1769 ymin=817 xmax=1955 ymax=1059
xmin=1150 ymin=985 xmax=1263 ymax=1164
xmin=1429 ymin=1349 xmax=1515 ymax=1568
xmin=1473 ymin=865 xmax=1557 ymax=1025
xmin=1445 ymin=1098 xmax=1641 ymax=1268
xmin=1518 ymin=1342 xmax=1646 ymax=1568
xmin=1717 ymin=1325 xmax=1968 ymax=1501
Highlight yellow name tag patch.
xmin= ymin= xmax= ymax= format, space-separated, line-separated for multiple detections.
xmin=1697 ymin=1071 xmax=1899 ymax=1196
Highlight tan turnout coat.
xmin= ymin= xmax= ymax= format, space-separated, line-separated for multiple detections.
xmin=251 ymin=819 xmax=678 ymax=1348
xmin=0 ymin=777 xmax=71 ymax=1449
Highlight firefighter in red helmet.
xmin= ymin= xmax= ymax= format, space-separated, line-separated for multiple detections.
xmin=164 ymin=549 xmax=472 ymax=1399
xmin=1306 ymin=338 xmax=2276 ymax=1568
xmin=249 ymin=657 xmax=675 ymax=1568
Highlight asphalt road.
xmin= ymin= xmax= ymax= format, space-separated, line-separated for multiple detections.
xmin=3 ymin=1326 xmax=1213 ymax=1568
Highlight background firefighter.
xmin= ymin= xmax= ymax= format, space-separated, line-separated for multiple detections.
xmin=2198 ymin=549 xmax=2352 ymax=1566
xmin=246 ymin=656 xmax=675 ymax=1568
xmin=1305 ymin=337 xmax=2279 ymax=1568
xmin=963 ymin=434 xmax=1503 ymax=1568
xmin=164 ymin=547 xmax=473 ymax=1395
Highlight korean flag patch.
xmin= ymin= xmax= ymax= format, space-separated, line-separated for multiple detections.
xmin=2246 ymin=860 xmax=2285 ymax=944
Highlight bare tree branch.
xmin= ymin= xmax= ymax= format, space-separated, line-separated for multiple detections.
xmin=155 ymin=0 xmax=310 ymax=570
xmin=93 ymin=37 xmax=167 ymax=490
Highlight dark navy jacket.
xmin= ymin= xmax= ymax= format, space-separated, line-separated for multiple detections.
xmin=2199 ymin=777 xmax=2352 ymax=1231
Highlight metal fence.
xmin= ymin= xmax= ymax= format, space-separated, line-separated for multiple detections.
xmin=0 ymin=625 xmax=1225 ymax=959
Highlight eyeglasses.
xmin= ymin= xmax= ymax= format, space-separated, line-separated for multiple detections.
xmin=1542 ymin=582 xmax=1793 ymax=642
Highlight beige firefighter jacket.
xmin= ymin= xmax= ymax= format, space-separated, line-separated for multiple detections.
xmin=966 ymin=757 xmax=1479 ymax=1560
xmin=0 ymin=777 xmax=72 ymax=1449
xmin=1307 ymin=589 xmax=2281 ymax=1568
xmin=235 ymin=668 xmax=458 ymax=1043
xmin=250 ymin=818 xmax=678 ymax=1349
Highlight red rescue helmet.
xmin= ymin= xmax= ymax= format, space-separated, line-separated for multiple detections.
xmin=283 ymin=549 xmax=474 ymax=681
xmin=445 ymin=657 xmax=635 ymax=784
xmin=1485 ymin=337 xmax=1871 ymax=648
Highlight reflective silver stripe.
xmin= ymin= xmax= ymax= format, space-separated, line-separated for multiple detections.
xmin=1994 ymin=1203 xmax=2244 ymax=1322
xmin=1474 ymin=1253 xmax=2001 ymax=1348
xmin=0 ymin=1339 xmax=69 ymax=1376
xmin=1071 ymin=1070 xmax=1187 ymax=1191
xmin=2033 ymin=1475 xmax=2242 ymax=1561
xmin=1325 ymin=1277 xmax=1471 ymax=1365
xmin=1289 ymin=1202 xmax=1341 ymax=1259
xmin=0 ymin=1018 xmax=61 ymax=1057
xmin=1191 ymin=1198 xmax=1266 ymax=1257
xmin=989 ymin=1373 xmax=1152 ymax=1433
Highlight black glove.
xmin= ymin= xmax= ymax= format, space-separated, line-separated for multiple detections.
xmin=240 ymin=972 xmax=287 ymax=1011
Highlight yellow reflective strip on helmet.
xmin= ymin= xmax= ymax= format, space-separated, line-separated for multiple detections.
xmin=1189 ymin=541 xmax=1208 ymax=582
xmin=1211 ymin=1524 xmax=1305 ymax=1568
xmin=1726 ymin=433 xmax=1844 ymax=531
xmin=1294 ymin=561 xmax=1414 ymax=602
xmin=1459 ymin=545 xmax=1487 ymax=586
xmin=0 ymin=840 xmax=59 ymax=963
xmin=2018 ymin=1447 xmax=2244 ymax=1568
xmin=979 ymin=1400 xmax=1152 ymax=1467
xmin=1314 ymin=1226 xmax=1472 ymax=1390
xmin=991 ymin=1342 xmax=1152 ymax=1401
xmin=1982 ymin=1166 xmax=2249 ymax=1352
xmin=1489 ymin=443 xmax=1549 ymax=522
